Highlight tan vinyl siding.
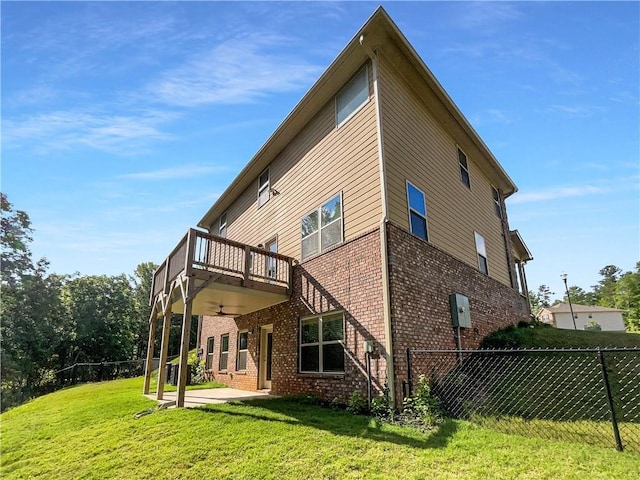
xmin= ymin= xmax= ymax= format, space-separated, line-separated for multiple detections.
xmin=213 ymin=66 xmax=382 ymax=260
xmin=378 ymin=53 xmax=511 ymax=286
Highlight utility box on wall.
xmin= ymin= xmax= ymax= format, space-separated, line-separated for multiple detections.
xmin=450 ymin=293 xmax=471 ymax=328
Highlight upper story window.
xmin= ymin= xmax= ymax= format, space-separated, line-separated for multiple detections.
xmin=236 ymin=331 xmax=248 ymax=371
xmin=474 ymin=232 xmax=488 ymax=275
xmin=258 ymin=168 xmax=270 ymax=207
xmin=407 ymin=182 xmax=428 ymax=241
xmin=301 ymin=193 xmax=343 ymax=260
xmin=300 ymin=312 xmax=344 ymax=373
xmin=336 ymin=67 xmax=368 ymax=127
xmin=492 ymin=186 xmax=502 ymax=218
xmin=205 ymin=337 xmax=215 ymax=370
xmin=458 ymin=147 xmax=471 ymax=188
xmin=219 ymin=212 xmax=227 ymax=238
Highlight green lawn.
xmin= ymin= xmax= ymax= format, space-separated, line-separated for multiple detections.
xmin=2 ymin=378 xmax=638 ymax=479
xmin=481 ymin=323 xmax=640 ymax=349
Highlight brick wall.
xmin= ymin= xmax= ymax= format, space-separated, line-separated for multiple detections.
xmin=199 ymin=228 xmax=388 ymax=403
xmin=386 ymin=221 xmax=529 ymax=404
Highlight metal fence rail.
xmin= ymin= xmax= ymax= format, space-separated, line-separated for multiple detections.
xmin=405 ymin=347 xmax=640 ymax=453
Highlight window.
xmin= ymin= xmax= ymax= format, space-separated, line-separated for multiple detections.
xmin=236 ymin=331 xmax=248 ymax=371
xmin=458 ymin=147 xmax=470 ymax=188
xmin=265 ymin=237 xmax=277 ymax=280
xmin=205 ymin=337 xmax=215 ymax=370
xmin=474 ymin=232 xmax=488 ymax=274
xmin=492 ymin=187 xmax=502 ymax=218
xmin=407 ymin=182 xmax=428 ymax=241
xmin=219 ymin=212 xmax=227 ymax=238
xmin=301 ymin=194 xmax=342 ymax=260
xmin=219 ymin=334 xmax=229 ymax=370
xmin=336 ymin=67 xmax=368 ymax=126
xmin=258 ymin=168 xmax=270 ymax=207
xmin=300 ymin=312 xmax=344 ymax=373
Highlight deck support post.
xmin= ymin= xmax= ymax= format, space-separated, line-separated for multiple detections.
xmin=157 ymin=299 xmax=172 ymax=400
xmin=176 ymin=297 xmax=193 ymax=408
xmin=142 ymin=306 xmax=157 ymax=394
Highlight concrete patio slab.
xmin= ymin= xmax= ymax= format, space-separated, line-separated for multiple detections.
xmin=145 ymin=388 xmax=273 ymax=408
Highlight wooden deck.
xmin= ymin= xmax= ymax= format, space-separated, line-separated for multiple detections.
xmin=150 ymin=229 xmax=294 ymax=317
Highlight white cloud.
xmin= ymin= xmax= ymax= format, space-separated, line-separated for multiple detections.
xmin=147 ymin=34 xmax=323 ymax=107
xmin=119 ymin=165 xmax=231 ymax=181
xmin=546 ymin=104 xmax=606 ymax=117
xmin=455 ymin=2 xmax=522 ymax=31
xmin=3 ymin=109 xmax=175 ymax=153
xmin=510 ymin=185 xmax=610 ymax=204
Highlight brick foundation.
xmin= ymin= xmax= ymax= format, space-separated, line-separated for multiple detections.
xmin=386 ymin=221 xmax=529 ymax=404
xmin=199 ymin=228 xmax=388 ymax=403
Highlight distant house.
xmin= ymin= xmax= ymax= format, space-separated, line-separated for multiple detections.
xmin=143 ymin=7 xmax=533 ymax=408
xmin=539 ymin=303 xmax=626 ymax=332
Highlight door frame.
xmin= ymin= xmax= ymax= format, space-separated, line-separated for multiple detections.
xmin=259 ymin=324 xmax=273 ymax=390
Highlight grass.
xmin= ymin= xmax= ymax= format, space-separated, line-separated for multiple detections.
xmin=481 ymin=323 xmax=640 ymax=349
xmin=2 ymin=377 xmax=639 ymax=479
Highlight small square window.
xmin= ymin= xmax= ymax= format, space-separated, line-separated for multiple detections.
xmin=258 ymin=168 xmax=270 ymax=207
xmin=458 ymin=148 xmax=471 ymax=188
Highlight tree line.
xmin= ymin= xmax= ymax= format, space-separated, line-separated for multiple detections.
xmin=528 ymin=263 xmax=640 ymax=332
xmin=1 ymin=194 xmax=194 ymax=410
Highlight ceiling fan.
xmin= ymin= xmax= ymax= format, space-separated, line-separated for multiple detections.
xmin=215 ymin=305 xmax=241 ymax=317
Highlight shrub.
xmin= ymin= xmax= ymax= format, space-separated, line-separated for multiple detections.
xmin=585 ymin=321 xmax=602 ymax=332
xmin=370 ymin=384 xmax=393 ymax=420
xmin=346 ymin=390 xmax=367 ymax=415
xmin=402 ymin=374 xmax=443 ymax=429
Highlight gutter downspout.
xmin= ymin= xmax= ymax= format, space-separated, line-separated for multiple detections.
xmin=361 ymin=35 xmax=396 ymax=408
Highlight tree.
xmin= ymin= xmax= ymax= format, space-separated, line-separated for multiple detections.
xmin=563 ymin=285 xmax=596 ymax=305
xmin=529 ymin=284 xmax=555 ymax=315
xmin=1 ymin=194 xmax=70 ymax=409
xmin=132 ymin=262 xmax=158 ymax=358
xmin=1 ymin=193 xmax=34 ymax=286
xmin=615 ymin=263 xmax=640 ymax=332
xmin=62 ymin=274 xmax=137 ymax=364
xmin=593 ymin=265 xmax=622 ymax=307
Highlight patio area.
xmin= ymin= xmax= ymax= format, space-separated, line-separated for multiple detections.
xmin=145 ymin=388 xmax=274 ymax=408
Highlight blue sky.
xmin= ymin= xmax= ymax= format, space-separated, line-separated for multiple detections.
xmin=2 ymin=1 xmax=638 ymax=300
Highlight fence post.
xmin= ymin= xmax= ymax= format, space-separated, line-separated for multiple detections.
xmin=597 ymin=348 xmax=624 ymax=452
xmin=406 ymin=348 xmax=413 ymax=397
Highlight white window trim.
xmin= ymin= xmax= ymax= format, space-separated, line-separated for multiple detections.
xmin=335 ymin=65 xmax=370 ymax=128
xmin=258 ymin=168 xmax=270 ymax=207
xmin=474 ymin=231 xmax=489 ymax=275
xmin=219 ymin=212 xmax=227 ymax=238
xmin=492 ymin=186 xmax=502 ymax=218
xmin=299 ymin=312 xmax=345 ymax=374
xmin=219 ymin=333 xmax=229 ymax=371
xmin=205 ymin=337 xmax=215 ymax=370
xmin=300 ymin=192 xmax=343 ymax=261
xmin=406 ymin=181 xmax=429 ymax=241
xmin=457 ymin=146 xmax=471 ymax=188
xmin=236 ymin=330 xmax=249 ymax=371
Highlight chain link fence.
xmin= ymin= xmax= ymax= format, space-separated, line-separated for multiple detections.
xmin=54 ymin=359 xmax=148 ymax=387
xmin=405 ymin=348 xmax=640 ymax=453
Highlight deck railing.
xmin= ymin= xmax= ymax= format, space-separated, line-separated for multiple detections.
xmin=151 ymin=229 xmax=294 ymax=302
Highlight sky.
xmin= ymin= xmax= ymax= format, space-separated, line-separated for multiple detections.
xmin=2 ymin=1 xmax=639 ymax=300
